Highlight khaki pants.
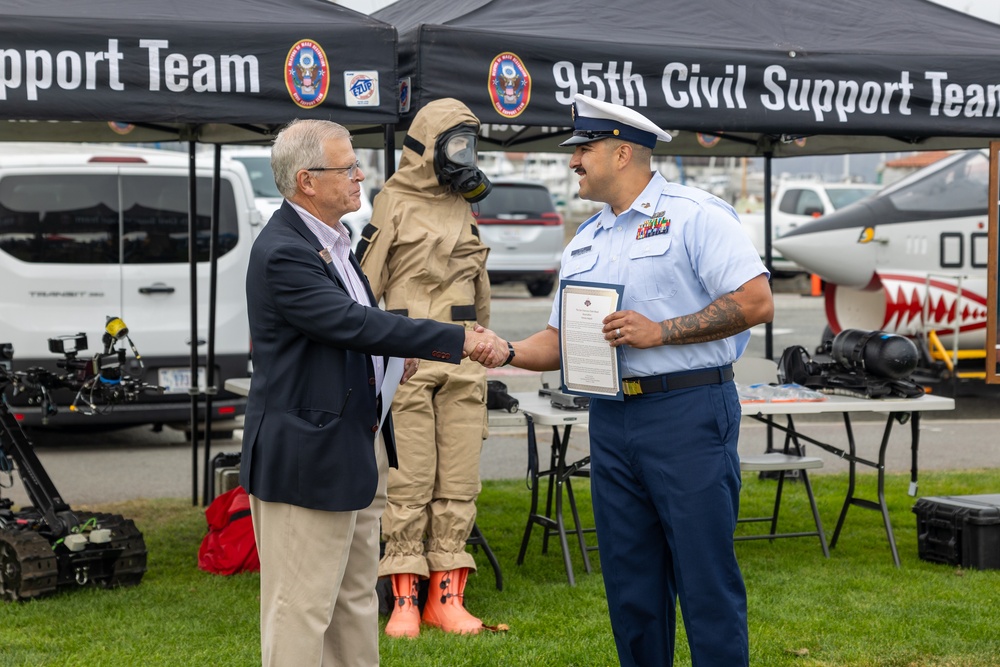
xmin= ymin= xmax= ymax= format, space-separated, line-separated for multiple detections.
xmin=379 ymin=356 xmax=486 ymax=577
xmin=250 ymin=433 xmax=388 ymax=667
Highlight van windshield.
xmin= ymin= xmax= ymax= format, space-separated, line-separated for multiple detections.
xmin=0 ymin=174 xmax=238 ymax=264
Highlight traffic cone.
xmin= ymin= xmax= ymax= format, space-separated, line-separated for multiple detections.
xmin=810 ymin=274 xmax=823 ymax=297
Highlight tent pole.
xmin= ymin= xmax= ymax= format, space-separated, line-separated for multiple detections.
xmin=384 ymin=123 xmax=396 ymax=182
xmin=201 ymin=144 xmax=222 ymax=506
xmin=764 ymin=152 xmax=774 ymax=361
xmin=188 ymin=140 xmax=200 ymax=506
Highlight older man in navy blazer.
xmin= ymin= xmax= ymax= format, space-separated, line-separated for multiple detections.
xmin=240 ymin=119 xmax=505 ymax=667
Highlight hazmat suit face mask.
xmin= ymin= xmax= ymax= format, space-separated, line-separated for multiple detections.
xmin=434 ymin=123 xmax=493 ymax=203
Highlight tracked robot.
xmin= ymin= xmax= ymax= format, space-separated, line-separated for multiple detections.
xmin=0 ymin=317 xmax=159 ymax=601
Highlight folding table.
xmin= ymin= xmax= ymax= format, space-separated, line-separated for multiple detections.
xmin=510 ymin=391 xmax=595 ymax=585
xmin=743 ymin=393 xmax=955 ymax=566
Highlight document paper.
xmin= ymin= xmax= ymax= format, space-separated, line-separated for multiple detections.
xmin=559 ymin=280 xmax=624 ymax=400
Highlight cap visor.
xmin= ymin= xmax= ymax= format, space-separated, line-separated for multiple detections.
xmin=559 ymin=134 xmax=606 ymax=147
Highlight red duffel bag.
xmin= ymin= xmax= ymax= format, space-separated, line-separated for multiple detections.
xmin=198 ymin=485 xmax=260 ymax=575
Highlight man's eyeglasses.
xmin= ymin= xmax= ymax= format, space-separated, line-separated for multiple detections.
xmin=306 ymin=159 xmax=362 ymax=180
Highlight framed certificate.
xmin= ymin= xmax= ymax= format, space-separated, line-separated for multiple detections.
xmin=558 ymin=279 xmax=624 ymax=400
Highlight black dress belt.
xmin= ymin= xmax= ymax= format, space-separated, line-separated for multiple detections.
xmin=622 ymin=365 xmax=734 ymax=397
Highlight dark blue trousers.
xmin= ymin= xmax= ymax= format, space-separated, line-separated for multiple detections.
xmin=589 ymin=381 xmax=748 ymax=667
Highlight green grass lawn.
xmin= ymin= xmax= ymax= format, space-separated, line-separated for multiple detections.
xmin=3 ymin=469 xmax=999 ymax=666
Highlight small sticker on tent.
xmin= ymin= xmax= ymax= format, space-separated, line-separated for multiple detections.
xmin=345 ymin=71 xmax=379 ymax=107
xmin=398 ymin=77 xmax=411 ymax=114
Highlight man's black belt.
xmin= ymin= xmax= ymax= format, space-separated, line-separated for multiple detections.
xmin=622 ymin=365 xmax=733 ymax=397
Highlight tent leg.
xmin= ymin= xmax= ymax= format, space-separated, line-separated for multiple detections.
xmin=188 ymin=140 xmax=200 ymax=506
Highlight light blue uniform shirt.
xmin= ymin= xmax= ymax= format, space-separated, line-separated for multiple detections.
xmin=548 ymin=171 xmax=768 ymax=378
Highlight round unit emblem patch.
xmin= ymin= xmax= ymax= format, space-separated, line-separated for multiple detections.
xmin=108 ymin=122 xmax=135 ymax=136
xmin=696 ymin=133 xmax=722 ymax=148
xmin=285 ymin=40 xmax=330 ymax=109
xmin=488 ymin=52 xmax=531 ymax=118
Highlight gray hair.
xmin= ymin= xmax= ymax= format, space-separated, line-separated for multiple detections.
xmin=271 ymin=119 xmax=352 ymax=199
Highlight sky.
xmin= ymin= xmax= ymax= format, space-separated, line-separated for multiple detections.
xmin=931 ymin=0 xmax=1000 ymax=22
xmin=337 ymin=0 xmax=1000 ymax=22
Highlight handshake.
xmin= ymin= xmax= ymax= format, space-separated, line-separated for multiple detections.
xmin=462 ymin=324 xmax=510 ymax=369
xmin=400 ymin=324 xmax=514 ymax=386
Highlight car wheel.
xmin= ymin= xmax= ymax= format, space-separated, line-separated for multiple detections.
xmin=527 ymin=278 xmax=555 ymax=297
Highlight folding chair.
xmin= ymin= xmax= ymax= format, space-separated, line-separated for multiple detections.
xmin=466 ymin=522 xmax=503 ymax=591
xmin=734 ymin=356 xmax=830 ymax=557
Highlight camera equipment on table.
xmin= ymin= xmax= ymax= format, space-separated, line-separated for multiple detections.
xmin=827 ymin=328 xmax=919 ymax=379
xmin=538 ymin=385 xmax=590 ymax=411
xmin=0 ymin=316 xmax=156 ymax=601
xmin=487 ymin=380 xmax=519 ymax=413
xmin=779 ymin=329 xmax=924 ymax=400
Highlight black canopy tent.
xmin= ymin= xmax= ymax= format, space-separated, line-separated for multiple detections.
xmin=375 ymin=0 xmax=1000 ymax=156
xmin=1 ymin=0 xmax=398 ymax=138
xmin=374 ymin=0 xmax=1000 ymax=359
xmin=1 ymin=0 xmax=399 ymax=504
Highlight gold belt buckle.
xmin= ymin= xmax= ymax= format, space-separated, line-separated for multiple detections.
xmin=622 ymin=379 xmax=642 ymax=396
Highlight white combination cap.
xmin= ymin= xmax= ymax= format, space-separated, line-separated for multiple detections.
xmin=559 ymin=94 xmax=672 ymax=148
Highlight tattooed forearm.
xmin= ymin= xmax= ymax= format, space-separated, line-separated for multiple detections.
xmin=659 ymin=291 xmax=750 ymax=345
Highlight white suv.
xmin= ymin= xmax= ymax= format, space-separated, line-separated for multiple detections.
xmin=0 ymin=143 xmax=259 ymax=430
xmin=474 ymin=179 xmax=564 ymax=297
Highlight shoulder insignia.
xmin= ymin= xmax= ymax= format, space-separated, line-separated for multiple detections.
xmin=575 ymin=211 xmax=601 ymax=236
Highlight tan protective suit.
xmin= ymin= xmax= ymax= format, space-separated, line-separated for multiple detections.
xmin=359 ymin=99 xmax=490 ymax=577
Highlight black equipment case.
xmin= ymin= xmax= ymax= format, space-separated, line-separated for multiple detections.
xmin=912 ymin=494 xmax=1000 ymax=570
xmin=210 ymin=452 xmax=242 ymax=502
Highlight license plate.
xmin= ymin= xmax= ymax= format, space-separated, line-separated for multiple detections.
xmin=500 ymin=227 xmax=525 ymax=243
xmin=158 ymin=367 xmax=207 ymax=393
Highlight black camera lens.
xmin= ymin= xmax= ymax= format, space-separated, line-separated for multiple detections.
xmin=831 ymin=329 xmax=919 ymax=380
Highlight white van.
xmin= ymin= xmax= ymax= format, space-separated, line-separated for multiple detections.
xmin=224 ymin=147 xmax=284 ymax=230
xmin=0 ymin=143 xmax=261 ymax=431
xmin=226 ymin=146 xmax=373 ymax=250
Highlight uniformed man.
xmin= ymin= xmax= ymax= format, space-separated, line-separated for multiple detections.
xmin=358 ymin=98 xmax=494 ymax=638
xmin=477 ymin=95 xmax=774 ymax=666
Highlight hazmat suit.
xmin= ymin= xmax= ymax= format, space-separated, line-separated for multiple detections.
xmin=358 ymin=98 xmax=493 ymax=637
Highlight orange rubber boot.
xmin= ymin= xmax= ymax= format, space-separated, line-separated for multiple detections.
xmin=422 ymin=568 xmax=484 ymax=635
xmin=384 ymin=573 xmax=421 ymax=638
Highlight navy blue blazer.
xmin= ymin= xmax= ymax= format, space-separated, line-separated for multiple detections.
xmin=240 ymin=201 xmax=465 ymax=511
